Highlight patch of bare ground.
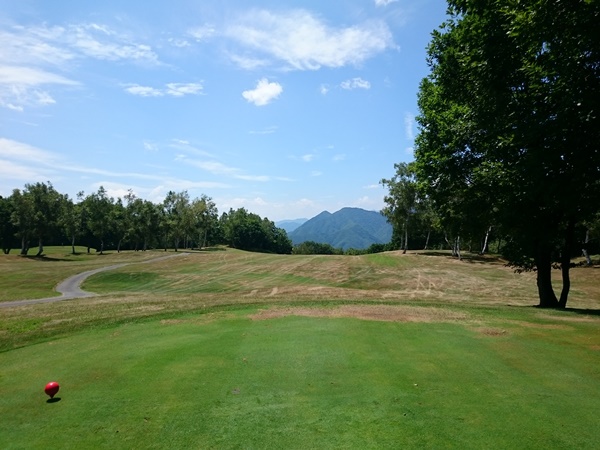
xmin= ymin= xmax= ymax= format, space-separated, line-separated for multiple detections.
xmin=508 ymin=320 xmax=573 ymax=330
xmin=476 ymin=327 xmax=509 ymax=337
xmin=249 ymin=304 xmax=469 ymax=323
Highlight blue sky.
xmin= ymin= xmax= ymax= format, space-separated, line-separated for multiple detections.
xmin=0 ymin=0 xmax=447 ymax=222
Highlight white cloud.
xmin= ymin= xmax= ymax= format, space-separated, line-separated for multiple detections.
xmin=302 ymin=154 xmax=315 ymax=162
xmin=375 ymin=0 xmax=399 ymax=6
xmin=235 ymin=174 xmax=270 ymax=182
xmin=229 ymin=54 xmax=269 ymax=70
xmin=332 ymin=154 xmax=346 ymax=162
xmin=404 ymin=113 xmax=415 ymax=140
xmin=249 ymin=126 xmax=278 ymax=135
xmin=242 ymin=78 xmax=282 ymax=106
xmin=143 ymin=141 xmax=159 ymax=152
xmin=227 ymin=9 xmax=395 ymax=71
xmin=311 ymin=171 xmax=323 ymax=177
xmin=124 ymin=82 xmax=203 ymax=97
xmin=69 ymin=23 xmax=159 ymax=64
xmin=0 ymin=138 xmax=61 ymax=164
xmin=0 ymin=66 xmax=79 ymax=110
xmin=0 ymin=66 xmax=77 ymax=86
xmin=0 ymin=22 xmax=159 ymax=110
xmin=188 ymin=25 xmax=216 ymax=41
xmin=341 ymin=77 xmax=371 ymax=90
xmin=320 ymin=84 xmax=330 ymax=95
xmin=165 ymin=83 xmax=204 ymax=96
xmin=168 ymin=38 xmax=191 ymax=48
xmin=405 ymin=146 xmax=414 ymax=156
xmin=124 ymin=84 xmax=163 ymax=97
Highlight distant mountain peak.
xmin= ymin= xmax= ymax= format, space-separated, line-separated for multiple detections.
xmin=288 ymin=207 xmax=391 ymax=250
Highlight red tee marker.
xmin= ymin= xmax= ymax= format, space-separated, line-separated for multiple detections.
xmin=44 ymin=381 xmax=60 ymax=399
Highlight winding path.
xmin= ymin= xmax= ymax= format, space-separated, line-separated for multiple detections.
xmin=0 ymin=253 xmax=187 ymax=308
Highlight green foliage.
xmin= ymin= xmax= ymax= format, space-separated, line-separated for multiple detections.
xmin=413 ymin=0 xmax=600 ymax=307
xmin=293 ymin=240 xmax=342 ymax=255
xmin=220 ymin=208 xmax=292 ymax=254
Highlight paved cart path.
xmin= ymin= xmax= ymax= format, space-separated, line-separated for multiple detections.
xmin=0 ymin=253 xmax=187 ymax=308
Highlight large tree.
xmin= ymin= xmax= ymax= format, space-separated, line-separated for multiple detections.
xmin=414 ymin=0 xmax=600 ymax=308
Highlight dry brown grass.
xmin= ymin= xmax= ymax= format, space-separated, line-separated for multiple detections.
xmin=1 ymin=248 xmax=598 ymax=350
xmin=248 ymin=304 xmax=469 ymax=322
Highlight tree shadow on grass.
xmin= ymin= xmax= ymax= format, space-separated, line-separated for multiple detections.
xmin=564 ymin=307 xmax=600 ymax=317
xmin=46 ymin=397 xmax=62 ymax=404
xmin=21 ymin=255 xmax=74 ymax=262
xmin=518 ymin=304 xmax=600 ymax=316
xmin=416 ymin=250 xmax=505 ymax=264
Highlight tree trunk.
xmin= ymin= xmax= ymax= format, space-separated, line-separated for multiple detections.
xmin=558 ymin=221 xmax=575 ymax=309
xmin=20 ymin=237 xmax=29 ymax=256
xmin=36 ymin=237 xmax=44 ymax=257
xmin=455 ymin=236 xmax=461 ymax=260
xmin=203 ymin=229 xmax=208 ymax=249
xmin=535 ymin=247 xmax=559 ymax=308
xmin=424 ymin=229 xmax=431 ymax=250
xmin=71 ymin=235 xmax=76 ymax=255
xmin=402 ymin=220 xmax=408 ymax=254
xmin=480 ymin=226 xmax=492 ymax=255
xmin=582 ymin=229 xmax=592 ymax=266
xmin=99 ymin=239 xmax=104 ymax=255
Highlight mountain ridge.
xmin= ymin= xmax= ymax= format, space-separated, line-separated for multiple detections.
xmin=287 ymin=207 xmax=392 ymax=250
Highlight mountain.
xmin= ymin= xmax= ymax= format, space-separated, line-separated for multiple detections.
xmin=275 ymin=218 xmax=308 ymax=233
xmin=288 ymin=207 xmax=392 ymax=250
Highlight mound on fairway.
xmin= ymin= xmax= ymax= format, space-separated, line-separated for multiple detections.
xmin=1 ymin=305 xmax=599 ymax=449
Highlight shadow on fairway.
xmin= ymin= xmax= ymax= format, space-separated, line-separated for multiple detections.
xmin=46 ymin=398 xmax=62 ymax=404
xmin=520 ymin=305 xmax=600 ymax=316
xmin=565 ymin=307 xmax=600 ymax=317
xmin=417 ymin=250 xmax=504 ymax=264
xmin=21 ymin=255 xmax=74 ymax=262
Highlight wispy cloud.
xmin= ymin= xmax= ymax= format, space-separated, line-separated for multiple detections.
xmin=124 ymin=82 xmax=203 ymax=97
xmin=249 ymin=126 xmax=278 ymax=135
xmin=374 ymin=0 xmax=399 ymax=6
xmin=0 ymin=66 xmax=79 ymax=110
xmin=404 ymin=113 xmax=415 ymax=141
xmin=242 ymin=78 xmax=282 ymax=106
xmin=188 ymin=24 xmax=217 ymax=42
xmin=227 ymin=9 xmax=395 ymax=71
xmin=0 ymin=22 xmax=159 ymax=110
xmin=176 ymin=155 xmax=270 ymax=182
xmin=69 ymin=23 xmax=159 ymax=63
xmin=0 ymin=138 xmax=232 ymax=195
xmin=341 ymin=77 xmax=371 ymax=90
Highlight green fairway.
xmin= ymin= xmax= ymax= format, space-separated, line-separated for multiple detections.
xmin=1 ymin=248 xmax=599 ymax=448
xmin=1 ymin=306 xmax=599 ymax=449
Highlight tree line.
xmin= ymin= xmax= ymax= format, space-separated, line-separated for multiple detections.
xmin=0 ymin=183 xmax=293 ymax=256
xmin=382 ymin=0 xmax=600 ymax=308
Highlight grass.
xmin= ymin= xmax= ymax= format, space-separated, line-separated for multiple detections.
xmin=1 ymin=310 xmax=599 ymax=449
xmin=0 ymin=246 xmax=599 ymax=448
xmin=0 ymin=247 xmax=172 ymax=301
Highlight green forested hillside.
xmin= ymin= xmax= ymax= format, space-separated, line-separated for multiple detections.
xmin=289 ymin=207 xmax=392 ymax=250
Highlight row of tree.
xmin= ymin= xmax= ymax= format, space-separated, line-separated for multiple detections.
xmin=0 ymin=183 xmax=293 ymax=256
xmin=382 ymin=0 xmax=600 ymax=308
